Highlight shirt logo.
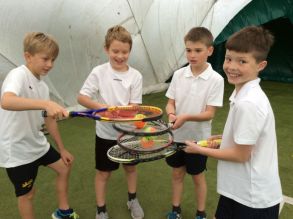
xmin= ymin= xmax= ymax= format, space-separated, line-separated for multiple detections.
xmin=29 ymin=86 xmax=33 ymax=90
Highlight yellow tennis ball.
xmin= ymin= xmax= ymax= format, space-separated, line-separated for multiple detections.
xmin=134 ymin=114 xmax=146 ymax=129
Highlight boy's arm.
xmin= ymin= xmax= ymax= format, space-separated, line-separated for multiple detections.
xmin=184 ymin=140 xmax=252 ymax=163
xmin=1 ymin=92 xmax=68 ymax=118
xmin=172 ymin=105 xmax=217 ymax=129
xmin=166 ymin=98 xmax=177 ymax=123
xmin=77 ymin=94 xmax=107 ymax=109
xmin=45 ymin=117 xmax=74 ymax=166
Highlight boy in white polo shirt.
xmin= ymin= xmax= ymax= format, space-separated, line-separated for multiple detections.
xmin=184 ymin=26 xmax=283 ymax=219
xmin=77 ymin=25 xmax=144 ymax=219
xmin=165 ymin=27 xmax=224 ymax=219
xmin=0 ymin=32 xmax=79 ymax=219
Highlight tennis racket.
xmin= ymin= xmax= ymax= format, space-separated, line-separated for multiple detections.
xmin=113 ymin=120 xmax=171 ymax=136
xmin=107 ymin=139 xmax=221 ymax=164
xmin=42 ymin=105 xmax=163 ymax=122
xmin=117 ymin=131 xmax=174 ymax=153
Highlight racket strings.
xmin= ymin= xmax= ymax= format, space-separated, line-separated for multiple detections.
xmin=94 ymin=106 xmax=162 ymax=120
xmin=108 ymin=145 xmax=176 ymax=163
xmin=117 ymin=132 xmax=173 ymax=153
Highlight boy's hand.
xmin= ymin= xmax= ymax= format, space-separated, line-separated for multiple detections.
xmin=171 ymin=114 xmax=187 ymax=129
xmin=206 ymin=135 xmax=222 ymax=149
xmin=183 ymin=140 xmax=202 ymax=154
xmin=59 ymin=148 xmax=74 ymax=166
xmin=44 ymin=101 xmax=69 ymax=119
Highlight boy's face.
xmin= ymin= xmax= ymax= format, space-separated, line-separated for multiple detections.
xmin=25 ymin=51 xmax=55 ymax=79
xmin=185 ymin=41 xmax=213 ymax=71
xmin=223 ymin=50 xmax=267 ymax=91
xmin=105 ymin=40 xmax=131 ymax=72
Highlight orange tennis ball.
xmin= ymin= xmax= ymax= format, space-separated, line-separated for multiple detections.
xmin=134 ymin=114 xmax=146 ymax=129
xmin=141 ymin=136 xmax=155 ymax=148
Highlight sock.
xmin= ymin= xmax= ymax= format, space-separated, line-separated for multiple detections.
xmin=128 ymin=192 xmax=136 ymax=201
xmin=172 ymin=205 xmax=181 ymax=214
xmin=58 ymin=208 xmax=73 ymax=215
xmin=97 ymin=205 xmax=107 ymax=213
xmin=196 ymin=210 xmax=206 ymax=217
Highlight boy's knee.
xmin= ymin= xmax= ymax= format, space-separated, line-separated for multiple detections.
xmin=19 ymin=187 xmax=35 ymax=201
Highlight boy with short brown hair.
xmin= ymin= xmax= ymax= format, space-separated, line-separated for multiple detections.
xmin=185 ymin=26 xmax=283 ymax=219
xmin=165 ymin=27 xmax=224 ymax=219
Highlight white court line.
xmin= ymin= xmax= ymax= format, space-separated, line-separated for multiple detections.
xmin=279 ymin=195 xmax=293 ymax=214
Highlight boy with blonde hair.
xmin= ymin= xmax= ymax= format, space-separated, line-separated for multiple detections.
xmin=185 ymin=26 xmax=283 ymax=219
xmin=78 ymin=25 xmax=144 ymax=219
xmin=0 ymin=32 xmax=79 ymax=219
xmin=165 ymin=27 xmax=224 ymax=219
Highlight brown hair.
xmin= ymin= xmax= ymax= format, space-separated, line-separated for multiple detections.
xmin=23 ymin=32 xmax=59 ymax=59
xmin=104 ymin=25 xmax=132 ymax=50
xmin=184 ymin=27 xmax=214 ymax=47
xmin=225 ymin=26 xmax=274 ymax=62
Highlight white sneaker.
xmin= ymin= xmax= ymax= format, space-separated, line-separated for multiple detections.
xmin=127 ymin=198 xmax=144 ymax=219
xmin=96 ymin=211 xmax=109 ymax=219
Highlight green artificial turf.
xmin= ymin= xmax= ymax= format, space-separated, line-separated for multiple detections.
xmin=0 ymin=81 xmax=292 ymax=218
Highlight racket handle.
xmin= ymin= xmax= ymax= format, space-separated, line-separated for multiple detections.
xmin=197 ymin=139 xmax=222 ymax=147
xmin=42 ymin=111 xmax=47 ymax=117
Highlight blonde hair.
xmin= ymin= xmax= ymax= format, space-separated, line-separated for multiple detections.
xmin=104 ymin=25 xmax=132 ymax=50
xmin=23 ymin=32 xmax=59 ymax=59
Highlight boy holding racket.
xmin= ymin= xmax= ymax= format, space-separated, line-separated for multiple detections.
xmin=165 ymin=27 xmax=224 ymax=219
xmin=77 ymin=25 xmax=144 ymax=219
xmin=0 ymin=32 xmax=79 ymax=219
xmin=184 ymin=26 xmax=283 ymax=219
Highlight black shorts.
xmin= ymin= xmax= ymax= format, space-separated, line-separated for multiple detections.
xmin=95 ymin=135 xmax=136 ymax=171
xmin=6 ymin=145 xmax=60 ymax=197
xmin=165 ymin=142 xmax=207 ymax=175
xmin=215 ymin=195 xmax=280 ymax=219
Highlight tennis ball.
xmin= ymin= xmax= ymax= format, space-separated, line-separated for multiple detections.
xmin=141 ymin=136 xmax=155 ymax=148
xmin=134 ymin=114 xmax=146 ymax=129
xmin=143 ymin=126 xmax=157 ymax=133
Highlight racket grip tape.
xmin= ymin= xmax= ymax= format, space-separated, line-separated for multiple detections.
xmin=197 ymin=139 xmax=222 ymax=147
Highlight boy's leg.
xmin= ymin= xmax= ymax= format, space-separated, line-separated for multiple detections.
xmin=123 ymin=164 xmax=137 ymax=194
xmin=186 ymin=153 xmax=208 ymax=218
xmin=18 ymin=188 xmax=35 ymax=219
xmin=171 ymin=167 xmax=186 ymax=206
xmin=165 ymin=146 xmax=186 ymax=218
xmin=6 ymin=160 xmax=39 ymax=219
xmin=47 ymin=158 xmax=71 ymax=210
xmin=192 ymin=172 xmax=207 ymax=211
xmin=95 ymin=170 xmax=112 ymax=206
xmin=123 ymin=164 xmax=144 ymax=219
xmin=95 ymin=135 xmax=119 ymax=218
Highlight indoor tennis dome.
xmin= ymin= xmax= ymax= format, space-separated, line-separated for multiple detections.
xmin=0 ymin=0 xmax=292 ymax=110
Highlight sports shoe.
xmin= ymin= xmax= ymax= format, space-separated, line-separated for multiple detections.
xmin=52 ymin=209 xmax=79 ymax=219
xmin=96 ymin=211 xmax=109 ymax=219
xmin=127 ymin=198 xmax=144 ymax=219
xmin=195 ymin=216 xmax=206 ymax=219
xmin=167 ymin=211 xmax=182 ymax=219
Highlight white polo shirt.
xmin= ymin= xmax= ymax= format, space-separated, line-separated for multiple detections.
xmin=0 ymin=65 xmax=50 ymax=168
xmin=217 ymin=78 xmax=283 ymax=208
xmin=166 ymin=63 xmax=224 ymax=142
xmin=79 ymin=62 xmax=142 ymax=139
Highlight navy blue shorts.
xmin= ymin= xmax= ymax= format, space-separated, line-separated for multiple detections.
xmin=95 ymin=135 xmax=136 ymax=171
xmin=215 ymin=195 xmax=280 ymax=219
xmin=6 ymin=145 xmax=60 ymax=197
xmin=165 ymin=142 xmax=207 ymax=175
